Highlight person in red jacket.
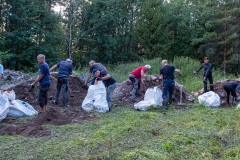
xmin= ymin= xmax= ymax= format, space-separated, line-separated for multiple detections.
xmin=129 ymin=65 xmax=151 ymax=102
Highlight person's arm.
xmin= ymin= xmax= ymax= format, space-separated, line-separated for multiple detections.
xmin=50 ymin=64 xmax=58 ymax=72
xmin=69 ymin=65 xmax=73 ymax=76
xmin=140 ymin=69 xmax=145 ymax=84
xmin=31 ymin=74 xmax=44 ymax=86
xmin=175 ymin=69 xmax=182 ymax=76
xmin=84 ymin=73 xmax=92 ymax=85
xmin=194 ymin=64 xmax=203 ymax=74
xmin=101 ymin=74 xmax=111 ymax=80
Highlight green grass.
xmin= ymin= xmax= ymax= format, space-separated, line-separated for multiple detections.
xmin=0 ymin=106 xmax=240 ymax=159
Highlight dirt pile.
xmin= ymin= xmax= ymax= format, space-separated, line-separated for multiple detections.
xmin=113 ymin=75 xmax=192 ymax=107
xmin=0 ymin=73 xmax=98 ymax=137
xmin=194 ymin=78 xmax=240 ymax=104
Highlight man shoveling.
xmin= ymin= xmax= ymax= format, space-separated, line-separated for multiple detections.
xmin=129 ymin=65 xmax=151 ymax=102
xmin=160 ymin=60 xmax=182 ymax=110
xmin=50 ymin=58 xmax=74 ymax=107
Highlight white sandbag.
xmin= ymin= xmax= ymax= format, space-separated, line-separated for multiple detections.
xmin=236 ymin=103 xmax=240 ymax=109
xmin=198 ymin=91 xmax=220 ymax=107
xmin=82 ymin=81 xmax=109 ymax=113
xmin=134 ymin=86 xmax=163 ymax=111
xmin=3 ymin=90 xmax=16 ymax=100
xmin=0 ymin=91 xmax=10 ymax=122
xmin=8 ymin=99 xmax=38 ymax=117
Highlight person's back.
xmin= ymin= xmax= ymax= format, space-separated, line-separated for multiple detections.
xmin=160 ymin=64 xmax=176 ymax=80
xmin=39 ymin=62 xmax=51 ymax=86
xmin=90 ymin=63 xmax=107 ymax=73
xmin=130 ymin=66 xmax=146 ymax=79
xmin=57 ymin=60 xmax=72 ymax=78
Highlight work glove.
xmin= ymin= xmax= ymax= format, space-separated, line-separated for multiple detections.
xmin=30 ymin=84 xmax=35 ymax=89
xmin=193 ymin=71 xmax=196 ymax=75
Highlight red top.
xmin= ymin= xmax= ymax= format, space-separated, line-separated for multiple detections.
xmin=130 ymin=66 xmax=147 ymax=79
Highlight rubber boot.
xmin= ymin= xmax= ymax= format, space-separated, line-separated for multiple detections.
xmin=232 ymin=96 xmax=237 ymax=106
xmin=162 ymin=98 xmax=169 ymax=110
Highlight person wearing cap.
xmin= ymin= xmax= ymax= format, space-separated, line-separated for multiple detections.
xmin=160 ymin=60 xmax=182 ymax=109
xmin=129 ymin=65 xmax=151 ymax=102
xmin=50 ymin=58 xmax=74 ymax=107
xmin=223 ymin=81 xmax=240 ymax=106
xmin=193 ymin=57 xmax=214 ymax=93
xmin=92 ymin=69 xmax=116 ymax=111
xmin=84 ymin=60 xmax=107 ymax=86
xmin=0 ymin=59 xmax=4 ymax=81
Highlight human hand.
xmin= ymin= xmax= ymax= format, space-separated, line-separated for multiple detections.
xmin=193 ymin=71 xmax=196 ymax=75
xmin=203 ymin=77 xmax=206 ymax=81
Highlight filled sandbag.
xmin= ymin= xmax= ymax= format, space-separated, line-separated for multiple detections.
xmin=8 ymin=99 xmax=38 ymax=117
xmin=236 ymin=103 xmax=240 ymax=109
xmin=3 ymin=90 xmax=16 ymax=100
xmin=82 ymin=81 xmax=109 ymax=113
xmin=198 ymin=91 xmax=220 ymax=107
xmin=134 ymin=86 xmax=163 ymax=111
xmin=0 ymin=91 xmax=10 ymax=122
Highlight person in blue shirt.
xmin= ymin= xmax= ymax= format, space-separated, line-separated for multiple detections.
xmin=223 ymin=81 xmax=240 ymax=106
xmin=31 ymin=54 xmax=51 ymax=112
xmin=92 ymin=69 xmax=116 ymax=111
xmin=160 ymin=60 xmax=182 ymax=110
xmin=0 ymin=59 xmax=4 ymax=81
xmin=50 ymin=58 xmax=73 ymax=107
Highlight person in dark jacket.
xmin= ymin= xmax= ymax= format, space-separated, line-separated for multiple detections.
xmin=160 ymin=60 xmax=182 ymax=109
xmin=193 ymin=57 xmax=214 ymax=93
xmin=223 ymin=81 xmax=240 ymax=106
xmin=50 ymin=58 xmax=73 ymax=107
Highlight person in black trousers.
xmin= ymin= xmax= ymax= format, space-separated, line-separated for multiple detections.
xmin=193 ymin=57 xmax=214 ymax=93
xmin=223 ymin=81 xmax=240 ymax=106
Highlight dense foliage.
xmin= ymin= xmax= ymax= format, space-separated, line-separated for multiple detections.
xmin=0 ymin=0 xmax=239 ymax=74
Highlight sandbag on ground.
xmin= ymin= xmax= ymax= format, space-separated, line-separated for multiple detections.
xmin=0 ymin=91 xmax=10 ymax=122
xmin=8 ymin=99 xmax=38 ymax=117
xmin=134 ymin=86 xmax=163 ymax=111
xmin=198 ymin=91 xmax=220 ymax=107
xmin=82 ymin=81 xmax=109 ymax=113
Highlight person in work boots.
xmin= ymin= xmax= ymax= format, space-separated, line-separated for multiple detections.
xmin=193 ymin=57 xmax=214 ymax=93
xmin=160 ymin=60 xmax=182 ymax=110
xmin=129 ymin=65 xmax=151 ymax=102
xmin=84 ymin=60 xmax=107 ymax=86
xmin=50 ymin=58 xmax=74 ymax=107
xmin=92 ymin=69 xmax=116 ymax=111
xmin=223 ymin=81 xmax=240 ymax=106
xmin=31 ymin=54 xmax=51 ymax=112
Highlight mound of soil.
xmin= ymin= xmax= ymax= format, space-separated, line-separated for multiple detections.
xmin=194 ymin=78 xmax=240 ymax=105
xmin=113 ymin=75 xmax=192 ymax=107
xmin=0 ymin=73 xmax=97 ymax=137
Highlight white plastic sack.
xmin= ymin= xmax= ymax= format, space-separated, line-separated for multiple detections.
xmin=134 ymin=86 xmax=163 ymax=111
xmin=236 ymin=103 xmax=240 ymax=110
xmin=198 ymin=91 xmax=220 ymax=107
xmin=82 ymin=81 xmax=109 ymax=113
xmin=0 ymin=91 xmax=10 ymax=122
xmin=3 ymin=90 xmax=16 ymax=101
xmin=8 ymin=99 xmax=38 ymax=117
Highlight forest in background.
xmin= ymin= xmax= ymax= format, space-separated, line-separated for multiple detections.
xmin=0 ymin=0 xmax=239 ymax=75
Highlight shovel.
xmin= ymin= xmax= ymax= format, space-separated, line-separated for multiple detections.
xmin=193 ymin=73 xmax=214 ymax=86
xmin=178 ymin=85 xmax=185 ymax=106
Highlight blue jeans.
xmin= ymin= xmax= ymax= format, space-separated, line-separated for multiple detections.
xmin=162 ymin=79 xmax=175 ymax=100
xmin=129 ymin=74 xmax=140 ymax=99
xmin=55 ymin=78 xmax=69 ymax=105
xmin=106 ymin=83 xmax=117 ymax=108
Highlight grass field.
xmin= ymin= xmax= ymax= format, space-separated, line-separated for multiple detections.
xmin=0 ymin=106 xmax=240 ymax=159
xmin=1 ymin=57 xmax=239 ymax=159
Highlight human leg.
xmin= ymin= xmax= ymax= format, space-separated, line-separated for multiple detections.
xmin=55 ymin=78 xmax=62 ymax=104
xmin=208 ymin=74 xmax=214 ymax=91
xmin=106 ymin=83 xmax=117 ymax=110
xmin=62 ymin=79 xmax=69 ymax=106
xmin=129 ymin=75 xmax=138 ymax=100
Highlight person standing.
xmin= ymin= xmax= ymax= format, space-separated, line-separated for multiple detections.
xmin=129 ymin=65 xmax=151 ymax=102
xmin=31 ymin=54 xmax=51 ymax=112
xmin=50 ymin=58 xmax=74 ymax=107
xmin=92 ymin=69 xmax=116 ymax=111
xmin=84 ymin=60 xmax=107 ymax=86
xmin=223 ymin=81 xmax=240 ymax=106
xmin=193 ymin=57 xmax=214 ymax=93
xmin=0 ymin=59 xmax=4 ymax=81
xmin=160 ymin=60 xmax=182 ymax=109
